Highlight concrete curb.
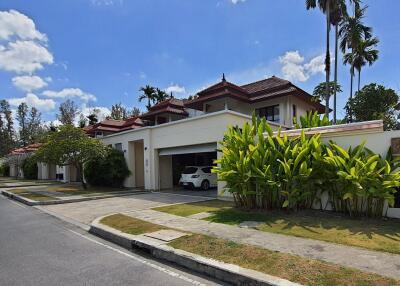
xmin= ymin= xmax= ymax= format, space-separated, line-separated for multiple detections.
xmin=1 ymin=190 xmax=150 ymax=206
xmin=89 ymin=215 xmax=301 ymax=286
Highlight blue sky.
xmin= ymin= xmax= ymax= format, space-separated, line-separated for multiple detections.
xmin=0 ymin=0 xmax=399 ymax=123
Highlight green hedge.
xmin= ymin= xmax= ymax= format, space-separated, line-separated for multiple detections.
xmin=213 ymin=115 xmax=400 ymax=217
xmin=22 ymin=156 xmax=38 ymax=180
xmin=84 ymin=148 xmax=130 ymax=188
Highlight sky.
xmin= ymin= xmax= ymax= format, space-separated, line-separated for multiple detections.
xmin=0 ymin=0 xmax=399 ymax=124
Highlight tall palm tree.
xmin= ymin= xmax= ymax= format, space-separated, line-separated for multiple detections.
xmin=139 ymin=85 xmax=156 ymax=110
xmin=352 ymin=37 xmax=379 ymax=91
xmin=306 ymin=0 xmax=337 ymax=118
xmin=339 ymin=4 xmax=371 ymax=102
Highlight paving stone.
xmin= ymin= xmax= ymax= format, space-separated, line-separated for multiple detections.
xmin=188 ymin=212 xmax=213 ymax=220
xmin=144 ymin=229 xmax=188 ymax=242
xmin=238 ymin=221 xmax=263 ymax=229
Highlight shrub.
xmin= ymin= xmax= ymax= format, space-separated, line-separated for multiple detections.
xmin=214 ymin=114 xmax=400 ymax=217
xmin=0 ymin=163 xmax=10 ymax=177
xmin=22 ymin=156 xmax=38 ymax=180
xmin=84 ymin=148 xmax=130 ymax=188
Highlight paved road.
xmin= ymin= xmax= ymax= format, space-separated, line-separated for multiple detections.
xmin=0 ymin=196 xmax=224 ymax=286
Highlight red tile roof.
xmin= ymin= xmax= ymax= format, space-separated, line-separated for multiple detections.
xmin=140 ymin=98 xmax=188 ymax=120
xmin=9 ymin=143 xmax=42 ymax=155
xmin=185 ymin=76 xmax=326 ymax=113
xmin=85 ymin=117 xmax=143 ymax=136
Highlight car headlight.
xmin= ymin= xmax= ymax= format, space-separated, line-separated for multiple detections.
xmin=191 ymin=175 xmax=200 ymax=178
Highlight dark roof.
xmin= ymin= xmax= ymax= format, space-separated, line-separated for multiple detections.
xmin=85 ymin=117 xmax=143 ymax=136
xmin=184 ymin=76 xmax=326 ymax=113
xmin=140 ymin=98 xmax=188 ymax=120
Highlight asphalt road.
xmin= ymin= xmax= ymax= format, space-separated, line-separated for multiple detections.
xmin=0 ymin=195 xmax=225 ymax=286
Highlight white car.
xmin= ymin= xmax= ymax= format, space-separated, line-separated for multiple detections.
xmin=179 ymin=166 xmax=217 ymax=190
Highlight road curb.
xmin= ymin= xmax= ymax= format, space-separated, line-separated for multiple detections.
xmin=1 ymin=190 xmax=150 ymax=206
xmin=89 ymin=215 xmax=301 ymax=286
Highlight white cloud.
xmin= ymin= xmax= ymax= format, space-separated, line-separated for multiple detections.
xmin=42 ymin=88 xmax=97 ymax=102
xmin=139 ymin=71 xmax=146 ymax=80
xmin=304 ymin=54 xmax=325 ymax=75
xmin=230 ymin=0 xmax=246 ymax=4
xmin=0 ymin=40 xmax=53 ymax=73
xmin=8 ymin=93 xmax=56 ymax=111
xmin=0 ymin=10 xmax=47 ymax=42
xmin=279 ymin=51 xmax=325 ymax=82
xmin=165 ymin=84 xmax=186 ymax=95
xmin=12 ymin=75 xmax=48 ymax=91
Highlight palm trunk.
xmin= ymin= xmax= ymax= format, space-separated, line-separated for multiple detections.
xmin=325 ymin=4 xmax=331 ymax=118
xmin=333 ymin=24 xmax=338 ymax=124
xmin=349 ymin=66 xmax=354 ymax=122
xmin=358 ymin=69 xmax=361 ymax=91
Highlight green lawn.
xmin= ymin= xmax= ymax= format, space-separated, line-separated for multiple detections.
xmin=101 ymin=214 xmax=399 ymax=286
xmin=8 ymin=189 xmax=58 ymax=201
xmin=153 ymin=200 xmax=400 ymax=254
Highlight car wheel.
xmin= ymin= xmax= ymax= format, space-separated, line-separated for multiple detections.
xmin=201 ymin=180 xmax=210 ymax=191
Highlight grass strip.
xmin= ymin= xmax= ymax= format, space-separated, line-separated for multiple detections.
xmin=100 ymin=214 xmax=166 ymax=235
xmin=101 ymin=214 xmax=399 ymax=286
xmin=154 ymin=200 xmax=400 ymax=254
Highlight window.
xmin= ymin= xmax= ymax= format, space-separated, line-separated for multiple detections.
xmin=182 ymin=167 xmax=198 ymax=174
xmin=293 ymin=105 xmax=297 ymax=118
xmin=201 ymin=167 xmax=212 ymax=173
xmin=395 ymin=188 xmax=400 ymax=208
xmin=258 ymin=105 xmax=280 ymax=122
xmin=114 ymin=143 xmax=123 ymax=151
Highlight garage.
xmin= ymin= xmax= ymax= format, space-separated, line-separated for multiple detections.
xmin=158 ymin=143 xmax=218 ymax=193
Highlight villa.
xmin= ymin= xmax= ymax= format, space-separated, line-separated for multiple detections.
xmin=95 ymin=75 xmax=325 ymax=191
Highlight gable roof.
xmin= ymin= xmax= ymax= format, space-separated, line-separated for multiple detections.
xmin=85 ymin=117 xmax=143 ymax=136
xmin=140 ymin=98 xmax=188 ymax=120
xmin=185 ymin=76 xmax=326 ymax=113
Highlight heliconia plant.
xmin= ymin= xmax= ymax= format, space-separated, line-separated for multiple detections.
xmin=213 ymin=113 xmax=400 ymax=217
xmin=293 ymin=110 xmax=330 ymax=128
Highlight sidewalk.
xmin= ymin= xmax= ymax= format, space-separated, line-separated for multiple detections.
xmin=123 ymin=209 xmax=400 ymax=279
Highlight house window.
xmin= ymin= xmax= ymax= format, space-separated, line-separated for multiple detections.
xmin=114 ymin=143 xmax=123 ymax=151
xmin=258 ymin=105 xmax=280 ymax=123
xmin=293 ymin=105 xmax=297 ymax=118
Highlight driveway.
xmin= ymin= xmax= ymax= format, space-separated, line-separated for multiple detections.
xmin=38 ymin=192 xmax=213 ymax=225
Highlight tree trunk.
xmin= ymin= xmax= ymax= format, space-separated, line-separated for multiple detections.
xmin=325 ymin=3 xmax=331 ymax=118
xmin=358 ymin=69 xmax=361 ymax=91
xmin=76 ymin=163 xmax=86 ymax=189
xmin=333 ymin=24 xmax=338 ymax=124
xmin=349 ymin=66 xmax=354 ymax=122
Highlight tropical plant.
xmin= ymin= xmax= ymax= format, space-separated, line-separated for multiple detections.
xmin=312 ymin=81 xmax=342 ymax=104
xmin=84 ymin=148 xmax=130 ymax=187
xmin=323 ymin=142 xmax=400 ymax=217
xmin=339 ymin=3 xmax=371 ymax=119
xmin=139 ymin=85 xmax=156 ymax=110
xmin=0 ymin=163 xmax=10 ymax=177
xmin=35 ymin=125 xmax=106 ymax=188
xmin=214 ymin=114 xmax=400 ymax=217
xmin=351 ymin=37 xmax=379 ymax=91
xmin=293 ymin=111 xmax=331 ymax=128
xmin=345 ymin=83 xmax=399 ymax=130
xmin=155 ymin=88 xmax=169 ymax=103
xmin=22 ymin=155 xmax=38 ymax=180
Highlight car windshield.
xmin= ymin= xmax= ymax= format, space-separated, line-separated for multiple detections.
xmin=182 ymin=167 xmax=198 ymax=174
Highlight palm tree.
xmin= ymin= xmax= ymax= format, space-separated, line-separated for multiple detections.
xmin=352 ymin=37 xmax=379 ymax=91
xmin=339 ymin=4 xmax=371 ymax=102
xmin=306 ymin=0 xmax=336 ymax=118
xmin=139 ymin=85 xmax=156 ymax=110
xmin=155 ymin=88 xmax=169 ymax=104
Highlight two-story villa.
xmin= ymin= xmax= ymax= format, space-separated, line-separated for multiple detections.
xmin=96 ymin=75 xmax=325 ymax=193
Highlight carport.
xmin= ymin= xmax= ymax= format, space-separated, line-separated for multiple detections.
xmin=158 ymin=143 xmax=217 ymax=191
